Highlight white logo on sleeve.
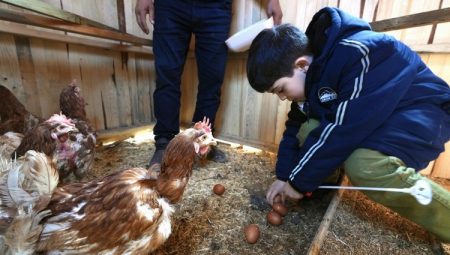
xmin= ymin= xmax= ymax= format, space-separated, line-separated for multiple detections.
xmin=318 ymin=87 xmax=338 ymax=103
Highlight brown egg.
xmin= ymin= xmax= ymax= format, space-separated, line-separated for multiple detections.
xmin=213 ymin=184 xmax=225 ymax=195
xmin=273 ymin=194 xmax=282 ymax=204
xmin=244 ymin=224 xmax=260 ymax=244
xmin=272 ymin=203 xmax=288 ymax=217
xmin=267 ymin=211 xmax=282 ymax=226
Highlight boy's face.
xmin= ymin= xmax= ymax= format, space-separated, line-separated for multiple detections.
xmin=267 ymin=56 xmax=312 ymax=103
xmin=268 ymin=68 xmax=307 ymax=102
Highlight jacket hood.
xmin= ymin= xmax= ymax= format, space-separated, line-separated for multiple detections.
xmin=305 ymin=7 xmax=371 ymax=61
xmin=304 ymin=7 xmax=372 ymax=98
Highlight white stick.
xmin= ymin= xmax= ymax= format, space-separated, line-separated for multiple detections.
xmin=318 ymin=185 xmax=410 ymax=194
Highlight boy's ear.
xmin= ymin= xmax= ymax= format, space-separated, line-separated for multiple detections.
xmin=294 ymin=56 xmax=311 ymax=71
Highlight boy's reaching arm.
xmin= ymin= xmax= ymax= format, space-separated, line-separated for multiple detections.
xmin=288 ymin=38 xmax=423 ymax=193
xmin=275 ymin=102 xmax=307 ymax=182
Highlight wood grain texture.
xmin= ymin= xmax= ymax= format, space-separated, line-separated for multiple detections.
xmin=0 ymin=0 xmax=448 ymax=179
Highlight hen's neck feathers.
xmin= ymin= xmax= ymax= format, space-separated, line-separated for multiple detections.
xmin=155 ymin=134 xmax=196 ymax=203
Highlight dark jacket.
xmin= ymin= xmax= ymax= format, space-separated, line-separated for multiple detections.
xmin=276 ymin=7 xmax=450 ymax=192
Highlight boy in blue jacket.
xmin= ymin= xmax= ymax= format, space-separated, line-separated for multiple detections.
xmin=247 ymin=7 xmax=450 ymax=241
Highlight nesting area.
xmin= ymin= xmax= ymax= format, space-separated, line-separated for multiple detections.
xmin=82 ymin=137 xmax=449 ymax=255
xmin=87 ymin=138 xmax=332 ymax=254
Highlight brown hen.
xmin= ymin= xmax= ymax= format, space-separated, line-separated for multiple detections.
xmin=37 ymin=119 xmax=216 ymax=254
xmin=14 ymin=114 xmax=79 ymax=180
xmin=59 ymin=81 xmax=96 ymax=179
xmin=0 ymin=85 xmax=41 ymax=135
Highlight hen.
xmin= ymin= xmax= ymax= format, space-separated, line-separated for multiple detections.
xmin=0 ymin=85 xmax=41 ymax=135
xmin=36 ymin=119 xmax=216 ymax=254
xmin=0 ymin=150 xmax=59 ymax=255
xmin=14 ymin=114 xmax=80 ymax=180
xmin=59 ymin=81 xmax=96 ymax=179
xmin=0 ymin=132 xmax=23 ymax=159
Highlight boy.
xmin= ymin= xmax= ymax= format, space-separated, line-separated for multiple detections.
xmin=247 ymin=7 xmax=450 ymax=241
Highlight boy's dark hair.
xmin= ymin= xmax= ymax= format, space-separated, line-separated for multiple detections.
xmin=246 ymin=24 xmax=312 ymax=93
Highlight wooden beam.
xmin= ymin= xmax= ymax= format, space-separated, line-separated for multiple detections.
xmin=116 ymin=0 xmax=126 ymax=32
xmin=0 ymin=7 xmax=152 ymax=46
xmin=370 ymin=7 xmax=450 ymax=32
xmin=307 ymin=177 xmax=348 ymax=255
xmin=410 ymin=44 xmax=450 ymax=53
xmin=0 ymin=21 xmax=153 ymax=55
xmin=0 ymin=0 xmax=121 ymax=33
xmin=97 ymin=124 xmax=155 ymax=145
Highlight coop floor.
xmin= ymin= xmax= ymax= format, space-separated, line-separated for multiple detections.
xmin=87 ymin=138 xmax=449 ymax=255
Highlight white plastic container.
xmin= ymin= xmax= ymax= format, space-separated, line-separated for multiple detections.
xmin=225 ymin=17 xmax=274 ymax=52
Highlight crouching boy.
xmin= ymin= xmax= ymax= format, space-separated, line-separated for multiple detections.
xmin=246 ymin=7 xmax=450 ymax=242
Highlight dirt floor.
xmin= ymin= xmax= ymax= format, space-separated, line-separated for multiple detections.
xmin=87 ymin=137 xmax=449 ymax=255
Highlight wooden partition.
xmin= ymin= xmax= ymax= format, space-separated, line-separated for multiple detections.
xmin=0 ymin=0 xmax=449 ymax=177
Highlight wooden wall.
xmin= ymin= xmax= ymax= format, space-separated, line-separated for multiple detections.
xmin=0 ymin=0 xmax=448 ymax=177
xmin=0 ymin=0 xmax=155 ymax=131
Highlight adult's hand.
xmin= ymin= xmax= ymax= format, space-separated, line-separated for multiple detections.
xmin=267 ymin=0 xmax=283 ymax=25
xmin=135 ymin=0 xmax=154 ymax=34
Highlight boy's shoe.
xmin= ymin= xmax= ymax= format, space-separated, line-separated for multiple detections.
xmin=207 ymin=146 xmax=228 ymax=163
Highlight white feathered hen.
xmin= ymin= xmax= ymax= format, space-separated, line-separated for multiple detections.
xmin=0 ymin=150 xmax=59 ymax=255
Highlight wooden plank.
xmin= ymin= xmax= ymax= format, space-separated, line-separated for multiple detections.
xmin=338 ymin=0 xmax=361 ymax=18
xmin=0 ymin=0 xmax=121 ymax=32
xmin=425 ymin=53 xmax=450 ymax=86
xmin=134 ymin=54 xmax=153 ymax=124
xmin=0 ymin=7 xmax=152 ymax=45
xmin=370 ymin=7 xmax=450 ymax=32
xmin=0 ymin=21 xmax=153 ymax=55
xmin=13 ymin=35 xmax=42 ymax=117
xmin=111 ymin=51 xmax=133 ymax=127
xmin=97 ymin=123 xmax=155 ymax=145
xmin=66 ymin=44 xmax=106 ymax=130
xmin=307 ymin=177 xmax=348 ymax=255
xmin=396 ymin=0 xmax=440 ymax=45
xmin=0 ymin=33 xmax=27 ymax=111
xmin=117 ymin=0 xmax=126 ymax=32
xmin=126 ymin=55 xmax=140 ymax=125
xmin=242 ymin=78 xmax=262 ymax=141
xmin=409 ymin=43 xmax=450 ymax=53
xmin=28 ymin=38 xmax=72 ymax=118
xmin=259 ymin=94 xmax=279 ymax=144
xmin=427 ymin=0 xmax=444 ymax=44
xmin=215 ymin=58 xmax=244 ymax=138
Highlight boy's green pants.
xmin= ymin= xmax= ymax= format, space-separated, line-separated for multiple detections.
xmin=297 ymin=119 xmax=450 ymax=242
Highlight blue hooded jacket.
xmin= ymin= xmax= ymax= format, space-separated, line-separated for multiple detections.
xmin=275 ymin=7 xmax=450 ymax=192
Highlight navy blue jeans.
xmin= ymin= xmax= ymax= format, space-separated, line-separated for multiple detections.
xmin=152 ymin=0 xmax=232 ymax=146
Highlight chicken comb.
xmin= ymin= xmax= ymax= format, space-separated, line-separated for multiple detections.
xmin=194 ymin=117 xmax=212 ymax=134
xmin=45 ymin=113 xmax=75 ymax=127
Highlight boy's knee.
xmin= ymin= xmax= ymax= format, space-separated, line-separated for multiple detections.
xmin=344 ymin=149 xmax=397 ymax=185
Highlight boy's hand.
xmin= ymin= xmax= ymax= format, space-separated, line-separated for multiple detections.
xmin=266 ymin=180 xmax=304 ymax=205
xmin=266 ymin=180 xmax=286 ymax=205
xmin=284 ymin=182 xmax=304 ymax=200
xmin=135 ymin=0 xmax=154 ymax=34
